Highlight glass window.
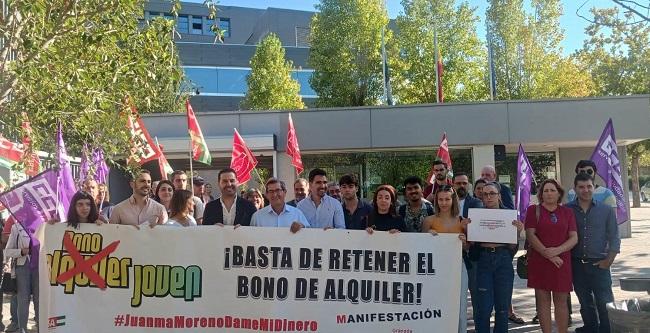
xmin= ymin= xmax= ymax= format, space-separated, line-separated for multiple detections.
xmin=183 ymin=67 xmax=218 ymax=94
xmin=204 ymin=18 xmax=214 ymax=35
xmin=291 ymin=71 xmax=317 ymax=97
xmin=218 ymin=18 xmax=231 ymax=38
xmin=191 ymin=17 xmax=203 ymax=34
xmin=216 ymin=68 xmax=248 ymax=94
xmin=302 ymin=149 xmax=472 ymax=201
xmin=163 ymin=13 xmax=173 ymax=21
xmin=177 ymin=15 xmax=189 ymax=33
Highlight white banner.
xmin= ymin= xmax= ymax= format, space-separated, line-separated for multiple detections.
xmin=39 ymin=224 xmax=461 ymax=332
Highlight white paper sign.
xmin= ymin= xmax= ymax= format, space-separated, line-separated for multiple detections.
xmin=467 ymin=208 xmax=518 ymax=244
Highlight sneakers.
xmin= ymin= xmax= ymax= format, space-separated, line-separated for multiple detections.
xmin=5 ymin=321 xmax=19 ymax=332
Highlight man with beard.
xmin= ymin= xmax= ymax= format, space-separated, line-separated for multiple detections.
xmin=424 ymin=160 xmax=453 ymax=201
xmin=453 ymin=172 xmax=484 ymax=218
xmin=297 ymin=168 xmax=345 ymax=229
xmin=203 ymin=168 xmax=257 ymax=226
xmin=287 ymin=178 xmax=309 ymax=207
xmin=398 ymin=176 xmax=434 ymax=232
xmin=110 ymin=170 xmax=168 ymax=225
xmin=327 ymin=182 xmax=342 ymax=201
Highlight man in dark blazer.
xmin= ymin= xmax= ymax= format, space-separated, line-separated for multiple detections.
xmin=452 ymin=172 xmax=484 ymax=217
xmin=203 ymin=168 xmax=257 ymax=226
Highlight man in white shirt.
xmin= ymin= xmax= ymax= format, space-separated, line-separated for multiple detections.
xmin=251 ymin=178 xmax=309 ymax=233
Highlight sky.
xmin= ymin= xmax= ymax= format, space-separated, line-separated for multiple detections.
xmin=186 ymin=0 xmax=616 ymax=55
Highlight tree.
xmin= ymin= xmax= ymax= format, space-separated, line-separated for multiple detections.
xmin=574 ymin=7 xmax=650 ymax=207
xmin=0 ymin=1 xmax=220 ymax=167
xmin=309 ymin=0 xmax=389 ymax=107
xmin=392 ymin=0 xmax=488 ymax=103
xmin=486 ymin=0 xmax=594 ymax=100
xmin=242 ymin=33 xmax=305 ymax=110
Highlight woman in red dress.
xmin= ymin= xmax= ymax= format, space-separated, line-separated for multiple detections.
xmin=525 ymin=179 xmax=578 ymax=333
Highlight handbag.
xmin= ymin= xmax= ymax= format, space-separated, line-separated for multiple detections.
xmin=516 ymin=205 xmax=540 ymax=280
xmin=0 ymin=228 xmax=21 ymax=293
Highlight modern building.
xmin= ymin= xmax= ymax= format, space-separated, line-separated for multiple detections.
xmin=105 ymin=95 xmax=650 ymax=239
xmin=144 ymin=0 xmax=316 ymax=111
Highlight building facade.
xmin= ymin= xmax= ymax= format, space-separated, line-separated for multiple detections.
xmin=144 ymin=0 xmax=316 ymax=112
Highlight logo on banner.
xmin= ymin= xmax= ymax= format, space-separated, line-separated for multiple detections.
xmin=3 ymin=177 xmax=60 ymax=222
xmin=47 ymin=231 xmax=202 ymax=307
xmin=48 ymin=315 xmax=66 ymax=329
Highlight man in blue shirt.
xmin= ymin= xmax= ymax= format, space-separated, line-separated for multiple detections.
xmin=567 ymin=160 xmax=617 ymax=208
xmin=568 ymin=173 xmax=620 ymax=333
xmin=297 ymin=168 xmax=346 ymax=229
xmin=250 ymin=178 xmax=309 ymax=233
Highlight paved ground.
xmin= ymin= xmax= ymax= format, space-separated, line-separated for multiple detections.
xmin=2 ymin=206 xmax=649 ymax=332
xmin=468 ymin=204 xmax=650 ymax=332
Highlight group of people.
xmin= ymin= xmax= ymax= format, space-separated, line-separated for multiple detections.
xmin=0 ymin=158 xmax=620 ymax=333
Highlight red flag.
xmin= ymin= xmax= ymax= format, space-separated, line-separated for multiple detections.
xmin=156 ymin=144 xmax=173 ymax=180
xmin=126 ymin=101 xmax=160 ymax=165
xmin=21 ymin=114 xmax=40 ymax=176
xmin=286 ymin=114 xmax=304 ymax=175
xmin=427 ymin=132 xmax=452 ymax=184
xmin=230 ymin=129 xmax=258 ymax=184
xmin=186 ymin=100 xmax=211 ymax=165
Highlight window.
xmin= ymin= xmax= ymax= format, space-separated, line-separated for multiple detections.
xmin=176 ymin=15 xmax=189 ymax=33
xmin=218 ymin=18 xmax=231 ymax=38
xmin=191 ymin=17 xmax=203 ymax=34
xmin=204 ymin=18 xmax=214 ymax=35
xmin=291 ymin=71 xmax=317 ymax=97
xmin=184 ymin=67 xmax=218 ymax=94
xmin=295 ymin=27 xmax=310 ymax=47
xmin=216 ymin=68 xmax=248 ymax=94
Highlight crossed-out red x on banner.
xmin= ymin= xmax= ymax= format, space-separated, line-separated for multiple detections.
xmin=56 ymin=233 xmax=120 ymax=290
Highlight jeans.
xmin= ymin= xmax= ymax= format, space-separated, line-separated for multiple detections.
xmin=16 ymin=259 xmax=38 ymax=332
xmin=476 ymin=248 xmax=514 ymax=333
xmin=459 ymin=263 xmax=468 ymax=333
xmin=466 ymin=258 xmax=479 ymax=324
xmin=572 ymin=258 xmax=614 ymax=333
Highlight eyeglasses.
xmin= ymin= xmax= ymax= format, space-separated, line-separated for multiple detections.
xmin=578 ymin=169 xmax=594 ymax=175
xmin=483 ymin=192 xmax=499 ymax=197
xmin=550 ymin=212 xmax=558 ymax=224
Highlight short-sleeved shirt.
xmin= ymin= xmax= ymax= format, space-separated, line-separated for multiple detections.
xmin=342 ymin=199 xmax=373 ymax=230
xmin=250 ymin=204 xmax=310 ymax=228
xmin=297 ymin=195 xmax=346 ymax=229
xmin=192 ymin=196 xmax=205 ymax=223
xmin=109 ymin=196 xmax=168 ymax=226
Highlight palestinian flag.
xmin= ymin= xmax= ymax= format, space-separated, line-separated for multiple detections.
xmin=186 ymin=100 xmax=211 ymax=165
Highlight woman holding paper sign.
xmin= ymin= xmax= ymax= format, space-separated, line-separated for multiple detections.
xmin=421 ymin=185 xmax=470 ymax=333
xmin=470 ymin=181 xmax=524 ymax=333
xmin=525 ymin=179 xmax=577 ymax=333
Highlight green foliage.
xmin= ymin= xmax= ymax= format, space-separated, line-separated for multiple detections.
xmin=392 ymin=0 xmax=488 ymax=103
xmin=0 ymin=0 xmax=192 ymax=164
xmin=574 ymin=7 xmax=650 ymax=96
xmin=242 ymin=33 xmax=305 ymax=110
xmin=486 ymin=0 xmax=594 ymax=100
xmin=309 ymin=0 xmax=388 ymax=107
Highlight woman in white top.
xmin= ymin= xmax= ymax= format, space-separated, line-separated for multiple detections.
xmin=5 ymin=220 xmax=37 ymax=332
xmin=166 ymin=189 xmax=197 ymax=227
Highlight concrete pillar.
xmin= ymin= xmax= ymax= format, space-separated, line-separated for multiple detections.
xmin=472 ymin=145 xmax=495 ymax=182
xmin=276 ymin=152 xmax=297 ymax=201
xmin=558 ymin=147 xmax=631 ymax=238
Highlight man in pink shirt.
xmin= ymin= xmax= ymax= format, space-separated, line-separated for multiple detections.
xmin=109 ymin=170 xmax=167 ymax=226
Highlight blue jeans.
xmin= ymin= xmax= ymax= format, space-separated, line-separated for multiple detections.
xmin=476 ymin=248 xmax=514 ymax=333
xmin=16 ymin=259 xmax=38 ymax=332
xmin=466 ymin=258 xmax=479 ymax=324
xmin=572 ymin=258 xmax=614 ymax=333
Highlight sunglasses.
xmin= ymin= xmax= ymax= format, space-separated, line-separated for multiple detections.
xmin=578 ymin=169 xmax=594 ymax=175
xmin=550 ymin=212 xmax=558 ymax=224
xmin=483 ymin=192 xmax=499 ymax=197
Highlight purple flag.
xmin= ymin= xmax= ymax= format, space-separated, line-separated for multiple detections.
xmin=0 ymin=169 xmax=65 ymax=270
xmin=93 ymin=148 xmax=109 ymax=184
xmin=590 ymin=119 xmax=628 ymax=224
xmin=57 ymin=123 xmax=76 ymax=218
xmin=516 ymin=144 xmax=534 ymax=221
xmin=79 ymin=143 xmax=90 ymax=182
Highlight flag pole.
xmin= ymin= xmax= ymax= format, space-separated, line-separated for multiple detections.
xmin=433 ymin=30 xmax=440 ymax=104
xmin=188 ymin=138 xmax=194 ymax=190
